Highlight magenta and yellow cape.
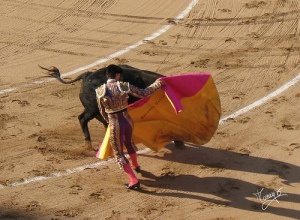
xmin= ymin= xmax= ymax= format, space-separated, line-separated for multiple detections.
xmin=96 ymin=73 xmax=221 ymax=159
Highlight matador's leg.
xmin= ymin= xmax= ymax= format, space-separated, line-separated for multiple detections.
xmin=109 ymin=113 xmax=139 ymax=187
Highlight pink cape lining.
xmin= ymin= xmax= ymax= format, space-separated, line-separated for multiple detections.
xmin=129 ymin=73 xmax=211 ymax=114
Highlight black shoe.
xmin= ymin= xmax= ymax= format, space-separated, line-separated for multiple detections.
xmin=125 ymin=182 xmax=141 ymax=190
xmin=134 ymin=166 xmax=141 ymax=173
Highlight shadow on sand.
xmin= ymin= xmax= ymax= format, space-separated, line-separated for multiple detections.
xmin=138 ymin=143 xmax=300 ymax=219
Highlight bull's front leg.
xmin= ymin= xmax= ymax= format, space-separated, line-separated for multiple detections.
xmin=78 ymin=110 xmax=95 ymax=151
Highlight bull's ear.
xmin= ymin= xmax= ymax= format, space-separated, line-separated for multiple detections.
xmin=135 ymin=76 xmax=143 ymax=87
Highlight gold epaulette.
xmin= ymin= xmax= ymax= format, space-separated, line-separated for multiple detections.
xmin=118 ymin=81 xmax=130 ymax=93
xmin=95 ymin=84 xmax=106 ymax=98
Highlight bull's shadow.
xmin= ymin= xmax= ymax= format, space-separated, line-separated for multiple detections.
xmin=140 ymin=142 xmax=300 ymax=185
xmin=139 ymin=174 xmax=300 ymax=219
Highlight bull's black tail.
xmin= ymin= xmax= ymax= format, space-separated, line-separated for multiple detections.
xmin=39 ymin=65 xmax=84 ymax=84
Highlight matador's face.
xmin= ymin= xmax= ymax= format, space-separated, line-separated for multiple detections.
xmin=115 ymin=73 xmax=121 ymax=81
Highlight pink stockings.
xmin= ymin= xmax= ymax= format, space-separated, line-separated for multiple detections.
xmin=123 ymin=163 xmax=139 ymax=186
xmin=122 ymin=153 xmax=140 ymax=187
xmin=129 ymin=153 xmax=139 ymax=169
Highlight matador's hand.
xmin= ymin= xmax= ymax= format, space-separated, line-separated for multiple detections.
xmin=156 ymin=77 xmax=166 ymax=86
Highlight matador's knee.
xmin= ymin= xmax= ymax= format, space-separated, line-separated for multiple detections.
xmin=116 ymin=156 xmax=129 ymax=169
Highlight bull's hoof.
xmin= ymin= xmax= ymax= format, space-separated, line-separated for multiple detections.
xmin=81 ymin=149 xmax=96 ymax=157
xmin=85 ymin=141 xmax=98 ymax=151
xmin=174 ymin=141 xmax=186 ymax=149
xmin=85 ymin=140 xmax=92 ymax=148
xmin=71 ymin=145 xmax=96 ymax=157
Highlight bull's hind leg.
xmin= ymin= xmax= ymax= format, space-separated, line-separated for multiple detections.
xmin=78 ymin=110 xmax=97 ymax=150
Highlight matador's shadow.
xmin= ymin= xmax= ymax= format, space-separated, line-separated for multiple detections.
xmin=137 ymin=143 xmax=300 ymax=219
xmin=139 ymin=142 xmax=300 ymax=185
xmin=139 ymin=173 xmax=300 ymax=219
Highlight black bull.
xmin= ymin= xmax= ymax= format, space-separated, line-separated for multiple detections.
xmin=40 ymin=65 xmax=185 ymax=150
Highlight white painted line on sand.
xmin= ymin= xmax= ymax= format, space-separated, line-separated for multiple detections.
xmin=219 ymin=74 xmax=300 ymax=125
xmin=0 ymin=149 xmax=150 ymax=189
xmin=0 ymin=0 xmax=199 ymax=95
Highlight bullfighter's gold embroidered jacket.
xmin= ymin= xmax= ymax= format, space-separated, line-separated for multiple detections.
xmin=95 ymin=80 xmax=162 ymax=121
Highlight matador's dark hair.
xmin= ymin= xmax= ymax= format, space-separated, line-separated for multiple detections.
xmin=106 ymin=64 xmax=123 ymax=79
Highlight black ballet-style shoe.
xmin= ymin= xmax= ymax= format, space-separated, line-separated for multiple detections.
xmin=125 ymin=182 xmax=141 ymax=190
xmin=134 ymin=166 xmax=141 ymax=173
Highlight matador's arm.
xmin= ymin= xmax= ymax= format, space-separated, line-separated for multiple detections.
xmin=127 ymin=80 xmax=164 ymax=98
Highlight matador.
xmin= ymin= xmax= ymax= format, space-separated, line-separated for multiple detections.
xmin=95 ymin=64 xmax=164 ymax=190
